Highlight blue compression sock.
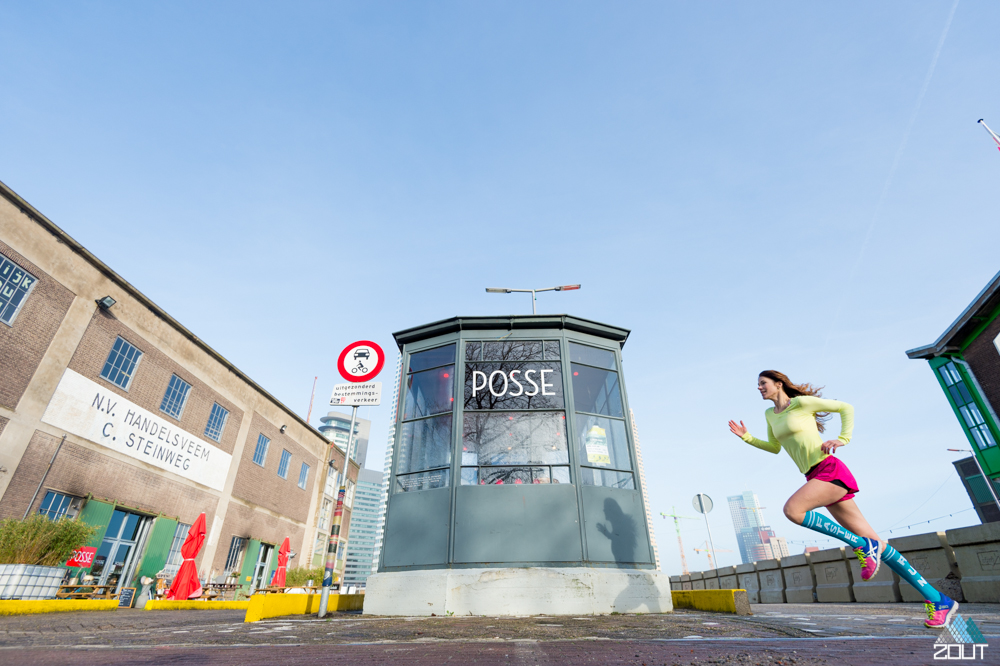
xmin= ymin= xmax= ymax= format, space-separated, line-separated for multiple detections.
xmin=881 ymin=544 xmax=942 ymax=603
xmin=802 ymin=511 xmax=866 ymax=549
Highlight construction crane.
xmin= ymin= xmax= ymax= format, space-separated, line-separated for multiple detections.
xmin=693 ymin=541 xmax=734 ymax=569
xmin=660 ymin=507 xmax=698 ymax=575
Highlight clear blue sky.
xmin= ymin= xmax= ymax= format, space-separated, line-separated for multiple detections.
xmin=3 ymin=1 xmax=999 ymax=575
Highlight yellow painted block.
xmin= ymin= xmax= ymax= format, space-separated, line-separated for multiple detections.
xmin=670 ymin=589 xmax=752 ymax=615
xmin=244 ymin=593 xmax=365 ymax=622
xmin=0 ymin=599 xmax=119 ymax=616
xmin=143 ymin=600 xmax=250 ymax=611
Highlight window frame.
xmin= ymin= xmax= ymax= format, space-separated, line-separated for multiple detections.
xmin=224 ymin=536 xmax=247 ymax=574
xmin=100 ymin=336 xmax=144 ymax=391
xmin=159 ymin=374 xmax=192 ymax=420
xmin=298 ymin=462 xmax=310 ymax=490
xmin=252 ymin=434 xmax=270 ymax=467
xmin=277 ymin=449 xmax=291 ymax=479
xmin=204 ymin=403 xmax=230 ymax=442
xmin=163 ymin=522 xmax=192 ymax=576
xmin=0 ymin=255 xmax=38 ymax=327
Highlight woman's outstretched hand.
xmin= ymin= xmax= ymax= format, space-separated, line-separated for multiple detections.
xmin=728 ymin=420 xmax=747 ymax=438
xmin=821 ymin=440 xmax=843 ymax=455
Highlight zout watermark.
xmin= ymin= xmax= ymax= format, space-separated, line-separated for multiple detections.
xmin=933 ymin=615 xmax=988 ymax=661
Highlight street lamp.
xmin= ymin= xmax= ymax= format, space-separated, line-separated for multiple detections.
xmin=485 ymin=284 xmax=581 ymax=315
xmin=947 ymin=448 xmax=1000 ymax=515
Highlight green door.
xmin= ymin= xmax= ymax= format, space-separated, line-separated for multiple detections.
xmin=68 ymin=499 xmax=115 ymax=577
xmin=132 ymin=517 xmax=178 ymax=586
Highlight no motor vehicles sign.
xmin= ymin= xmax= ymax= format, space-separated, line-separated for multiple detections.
xmin=337 ymin=340 xmax=385 ymax=383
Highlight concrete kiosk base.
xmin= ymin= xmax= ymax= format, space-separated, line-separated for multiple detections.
xmin=364 ymin=568 xmax=673 ymax=616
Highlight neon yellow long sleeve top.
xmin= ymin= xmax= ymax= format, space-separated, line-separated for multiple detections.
xmin=740 ymin=396 xmax=855 ymax=474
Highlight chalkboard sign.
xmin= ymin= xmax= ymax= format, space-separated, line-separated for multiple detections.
xmin=118 ymin=587 xmax=136 ymax=608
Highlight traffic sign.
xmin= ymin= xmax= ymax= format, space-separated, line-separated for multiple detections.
xmin=337 ymin=340 xmax=385 ymax=382
xmin=331 ymin=382 xmax=382 ymax=406
xmin=692 ymin=494 xmax=713 ymax=514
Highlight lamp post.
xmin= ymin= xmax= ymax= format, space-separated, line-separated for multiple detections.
xmin=948 ymin=448 xmax=1000 ymax=515
xmin=485 ymin=285 xmax=581 ymax=315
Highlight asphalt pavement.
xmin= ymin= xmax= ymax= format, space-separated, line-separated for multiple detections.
xmin=1 ymin=602 xmax=997 ymax=665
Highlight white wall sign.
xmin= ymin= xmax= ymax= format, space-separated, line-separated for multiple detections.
xmin=330 ymin=382 xmax=382 ymax=406
xmin=41 ymin=369 xmax=233 ymax=491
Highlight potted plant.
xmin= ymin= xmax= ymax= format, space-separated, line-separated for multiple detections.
xmin=0 ymin=514 xmax=98 ymax=600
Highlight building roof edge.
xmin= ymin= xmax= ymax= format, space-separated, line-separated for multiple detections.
xmin=391 ymin=314 xmax=631 ymax=349
xmin=0 ymin=178 xmax=326 ymax=441
xmin=905 ymin=269 xmax=1000 ymax=360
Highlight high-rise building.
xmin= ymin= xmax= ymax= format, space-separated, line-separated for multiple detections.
xmin=341 ymin=468 xmax=385 ymax=590
xmin=372 ymin=355 xmax=402 ymax=575
xmin=728 ymin=491 xmax=787 ymax=563
xmin=630 ymin=409 xmax=660 ymax=570
xmin=318 ymin=410 xmax=372 ymax=467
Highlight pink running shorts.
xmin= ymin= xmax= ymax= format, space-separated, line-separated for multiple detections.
xmin=805 ymin=456 xmax=859 ymax=505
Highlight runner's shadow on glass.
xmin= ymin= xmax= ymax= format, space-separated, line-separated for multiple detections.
xmin=595 ymin=497 xmax=636 ymax=563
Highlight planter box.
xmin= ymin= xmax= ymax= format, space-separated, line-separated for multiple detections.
xmin=781 ymin=554 xmax=815 ymax=603
xmin=889 ymin=532 xmax=962 ymax=603
xmin=736 ymin=563 xmax=759 ymax=603
xmin=756 ymin=559 xmax=785 ymax=603
xmin=0 ymin=564 xmax=66 ymax=600
xmin=810 ymin=547 xmax=855 ymax=603
xmin=946 ymin=523 xmax=1000 ymax=603
xmin=716 ymin=566 xmax=737 ymax=590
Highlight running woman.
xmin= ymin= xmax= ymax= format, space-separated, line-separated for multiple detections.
xmin=728 ymin=370 xmax=958 ymax=628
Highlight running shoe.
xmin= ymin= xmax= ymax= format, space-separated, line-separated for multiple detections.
xmin=853 ymin=537 xmax=884 ymax=581
xmin=925 ymin=595 xmax=959 ymax=628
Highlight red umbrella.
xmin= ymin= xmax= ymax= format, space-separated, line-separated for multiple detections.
xmin=270 ymin=537 xmax=290 ymax=587
xmin=165 ymin=513 xmax=206 ymax=600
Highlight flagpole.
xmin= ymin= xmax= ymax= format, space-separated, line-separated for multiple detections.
xmin=978 ymin=119 xmax=1000 ymax=151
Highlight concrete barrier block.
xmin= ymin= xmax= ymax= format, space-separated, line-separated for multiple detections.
xmin=890 ymin=532 xmax=963 ymax=603
xmin=690 ymin=571 xmax=705 ymax=590
xmin=756 ymin=559 xmax=785 ymax=603
xmin=703 ymin=569 xmax=720 ymax=590
xmin=810 ymin=547 xmax=855 ymax=602
xmin=735 ymin=563 xmax=759 ymax=603
xmin=671 ymin=589 xmax=752 ymax=615
xmin=946 ymin=523 xmax=1000 ymax=603
xmin=716 ymin=566 xmax=737 ymax=590
xmin=680 ymin=574 xmax=692 ymax=591
xmin=780 ymin=554 xmax=815 ymax=603
xmin=848 ymin=550 xmax=900 ymax=603
xmin=669 ymin=575 xmax=682 ymax=591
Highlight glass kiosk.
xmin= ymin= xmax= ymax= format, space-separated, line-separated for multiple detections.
xmin=365 ymin=315 xmax=672 ymax=615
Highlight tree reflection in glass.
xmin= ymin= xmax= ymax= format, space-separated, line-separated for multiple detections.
xmin=463 ymin=412 xmax=568 ymax=466
xmin=397 ymin=415 xmax=452 ymax=475
xmin=403 ymin=365 xmax=455 ymax=419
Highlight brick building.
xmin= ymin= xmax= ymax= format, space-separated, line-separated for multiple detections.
xmin=906 ymin=269 xmax=1000 ymax=519
xmin=0 ymin=179 xmax=358 ymax=596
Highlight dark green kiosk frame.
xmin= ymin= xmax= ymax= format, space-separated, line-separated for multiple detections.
xmin=379 ymin=315 xmax=656 ymax=572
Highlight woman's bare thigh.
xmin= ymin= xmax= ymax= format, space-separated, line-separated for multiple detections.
xmin=784 ymin=479 xmax=848 ymax=523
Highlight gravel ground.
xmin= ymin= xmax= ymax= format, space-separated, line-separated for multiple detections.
xmin=1 ymin=603 xmax=996 ymax=665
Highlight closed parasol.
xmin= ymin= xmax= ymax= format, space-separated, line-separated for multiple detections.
xmin=270 ymin=537 xmax=290 ymax=587
xmin=165 ymin=513 xmax=206 ymax=600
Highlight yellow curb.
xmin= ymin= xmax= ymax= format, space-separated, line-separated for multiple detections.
xmin=143 ymin=600 xmax=251 ymax=610
xmin=0 ymin=599 xmax=119 ymax=615
xmin=244 ymin=593 xmax=364 ymax=622
xmin=670 ymin=589 xmax=752 ymax=615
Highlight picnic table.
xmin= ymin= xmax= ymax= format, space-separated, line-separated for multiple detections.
xmin=202 ymin=583 xmax=241 ymax=600
xmin=56 ymin=584 xmax=116 ymax=600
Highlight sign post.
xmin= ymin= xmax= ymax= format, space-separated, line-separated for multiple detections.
xmin=692 ymin=493 xmax=718 ymax=570
xmin=318 ymin=340 xmax=384 ymax=618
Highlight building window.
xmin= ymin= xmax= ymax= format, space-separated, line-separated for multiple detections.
xmin=224 ymin=536 xmax=247 ymax=574
xmin=396 ymin=343 xmax=456 ymax=493
xmin=159 ymin=374 xmax=192 ymax=419
xmin=204 ymin=403 xmax=229 ymax=442
xmin=939 ymin=361 xmax=998 ymax=450
xmin=253 ymin=434 xmax=270 ymax=466
xmin=298 ymin=463 xmax=310 ymax=490
xmin=37 ymin=491 xmax=81 ymax=521
xmin=325 ymin=466 xmax=339 ymax=496
xmin=278 ymin=450 xmax=291 ymax=479
xmin=0 ymin=256 xmax=38 ymax=326
xmin=163 ymin=522 xmax=192 ymax=575
xmin=100 ymin=336 xmax=143 ymax=390
xmin=318 ymin=498 xmax=333 ymax=531
xmin=345 ymin=479 xmax=356 ymax=506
